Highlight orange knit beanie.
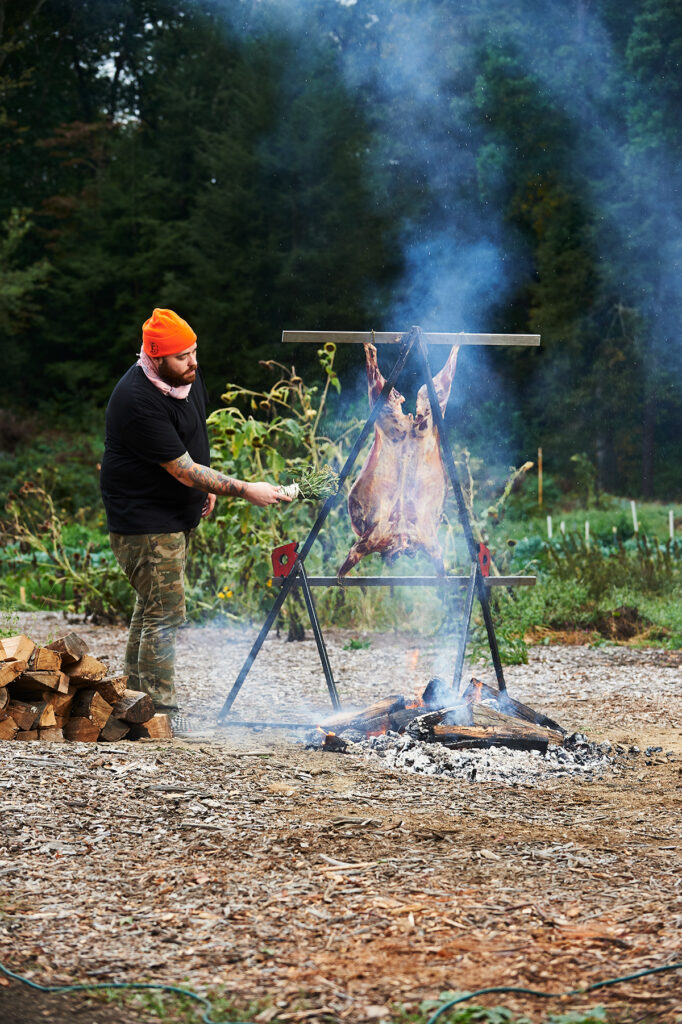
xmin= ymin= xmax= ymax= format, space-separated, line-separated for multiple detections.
xmin=142 ymin=308 xmax=197 ymax=357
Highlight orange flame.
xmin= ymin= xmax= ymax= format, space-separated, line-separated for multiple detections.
xmin=470 ymin=678 xmax=484 ymax=704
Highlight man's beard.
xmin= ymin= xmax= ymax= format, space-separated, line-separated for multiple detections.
xmin=158 ymin=359 xmax=196 ymax=387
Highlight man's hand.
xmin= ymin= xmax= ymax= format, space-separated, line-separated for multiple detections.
xmin=161 ymin=453 xmax=292 ymax=507
xmin=246 ymin=482 xmax=292 ymax=507
xmin=201 ymin=493 xmax=217 ymax=518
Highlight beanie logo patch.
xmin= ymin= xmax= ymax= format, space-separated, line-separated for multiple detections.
xmin=150 ymin=341 xmax=159 ymax=355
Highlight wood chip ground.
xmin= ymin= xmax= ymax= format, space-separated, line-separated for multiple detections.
xmin=1 ymin=612 xmax=680 ymax=1023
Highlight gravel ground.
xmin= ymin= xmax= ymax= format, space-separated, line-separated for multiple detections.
xmin=1 ymin=611 xmax=681 ymax=1024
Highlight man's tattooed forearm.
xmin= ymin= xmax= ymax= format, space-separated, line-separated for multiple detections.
xmin=163 ymin=453 xmax=248 ymax=497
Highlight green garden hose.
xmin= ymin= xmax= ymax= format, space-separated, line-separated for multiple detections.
xmin=1 ymin=957 xmax=681 ymax=1023
xmin=425 ymin=960 xmax=682 ymax=1023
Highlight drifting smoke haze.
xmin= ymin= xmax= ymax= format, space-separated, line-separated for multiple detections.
xmin=214 ymin=0 xmax=680 ymax=480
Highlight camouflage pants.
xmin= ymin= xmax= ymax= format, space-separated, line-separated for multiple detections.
xmin=109 ymin=531 xmax=191 ymax=713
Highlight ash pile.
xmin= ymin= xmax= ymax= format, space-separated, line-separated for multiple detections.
xmin=310 ymin=677 xmax=636 ymax=787
xmin=356 ymin=730 xmax=618 ymax=786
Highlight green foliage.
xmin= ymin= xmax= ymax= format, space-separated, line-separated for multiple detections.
xmin=470 ymin=524 xmax=682 ymax=666
xmin=187 ymin=344 xmax=364 ymax=630
xmin=343 ymin=637 xmax=372 ymax=651
xmin=0 ymin=482 xmax=132 ymax=622
xmin=410 ymin=994 xmax=609 ymax=1023
xmin=0 ymin=209 xmax=50 ymax=344
xmin=544 ymin=531 xmax=680 ymax=599
xmin=0 ymin=419 xmax=104 ymax=515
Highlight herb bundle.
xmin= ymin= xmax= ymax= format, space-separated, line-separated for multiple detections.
xmin=279 ymin=465 xmax=339 ymax=500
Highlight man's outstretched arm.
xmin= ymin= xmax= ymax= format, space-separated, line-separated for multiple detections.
xmin=161 ymin=452 xmax=290 ymax=507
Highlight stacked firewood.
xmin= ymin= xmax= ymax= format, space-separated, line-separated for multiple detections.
xmin=0 ymin=632 xmax=171 ymax=742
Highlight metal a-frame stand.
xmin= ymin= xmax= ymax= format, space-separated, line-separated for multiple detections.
xmin=217 ymin=326 xmax=539 ymax=724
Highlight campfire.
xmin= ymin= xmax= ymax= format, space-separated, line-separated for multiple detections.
xmin=316 ymin=676 xmax=565 ymax=755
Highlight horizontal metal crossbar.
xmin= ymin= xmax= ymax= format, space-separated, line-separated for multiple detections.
xmin=272 ymin=575 xmax=536 ymax=588
xmin=282 ymin=331 xmax=540 ymax=347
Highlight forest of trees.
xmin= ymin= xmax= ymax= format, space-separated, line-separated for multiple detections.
xmin=1 ymin=0 xmax=680 ymax=498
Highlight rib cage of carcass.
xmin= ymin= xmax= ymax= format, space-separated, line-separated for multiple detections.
xmin=338 ymin=343 xmax=459 ymax=578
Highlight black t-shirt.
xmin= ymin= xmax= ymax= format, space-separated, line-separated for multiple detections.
xmin=100 ymin=364 xmax=210 ymax=534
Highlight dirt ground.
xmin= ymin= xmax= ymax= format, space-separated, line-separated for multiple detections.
xmin=0 ymin=611 xmax=680 ymax=1024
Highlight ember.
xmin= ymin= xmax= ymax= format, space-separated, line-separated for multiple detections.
xmin=321 ymin=731 xmax=348 ymax=753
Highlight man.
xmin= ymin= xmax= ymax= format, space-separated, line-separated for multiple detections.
xmin=100 ymin=307 xmax=290 ymax=732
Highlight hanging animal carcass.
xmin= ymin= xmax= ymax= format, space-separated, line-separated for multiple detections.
xmin=338 ymin=343 xmax=459 ymax=577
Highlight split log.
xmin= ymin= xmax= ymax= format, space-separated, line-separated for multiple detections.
xmin=46 ymin=633 xmax=88 ymax=664
xmin=15 ymin=730 xmax=40 ymax=741
xmin=7 ymin=700 xmax=40 ymax=731
xmin=8 ymin=699 xmax=56 ymax=730
xmin=12 ymin=670 xmax=70 ymax=697
xmin=30 ymin=702 xmax=57 ymax=729
xmin=53 ymin=715 xmax=68 ymax=730
xmin=112 ymin=689 xmax=155 ymax=725
xmin=0 ymin=659 xmax=27 ymax=688
xmin=130 ymin=714 xmax=172 ymax=740
xmin=468 ymin=703 xmax=563 ymax=744
xmin=28 ymin=647 xmax=62 ymax=672
xmin=432 ymin=715 xmax=557 ymax=753
xmin=0 ymin=717 xmax=19 ymax=740
xmin=42 ymin=689 xmax=75 ymax=718
xmin=461 ymin=679 xmax=565 ymax=734
xmin=94 ymin=675 xmax=128 ymax=706
xmin=71 ymin=690 xmax=113 ymax=731
xmin=0 ymin=687 xmax=8 ymax=716
xmin=407 ymin=706 xmax=463 ymax=740
xmin=0 ymin=635 xmax=36 ymax=663
xmin=39 ymin=727 xmax=64 ymax=742
xmin=63 ymin=654 xmax=108 ymax=684
xmin=100 ymin=717 xmax=130 ymax=742
xmin=63 ymin=718 xmax=100 ymax=742
xmin=321 ymin=695 xmax=405 ymax=733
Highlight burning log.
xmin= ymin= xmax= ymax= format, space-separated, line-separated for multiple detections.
xmin=321 ymin=731 xmax=348 ymax=753
xmin=320 ymin=694 xmax=406 ymax=735
xmin=318 ymin=673 xmax=565 ymax=756
xmin=461 ymin=679 xmax=565 ymax=734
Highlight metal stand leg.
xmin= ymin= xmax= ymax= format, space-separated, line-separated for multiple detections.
xmin=415 ymin=331 xmax=508 ymax=694
xmin=217 ymin=583 xmax=292 ymax=722
xmin=298 ymin=565 xmax=341 ymax=710
xmin=217 ymin=330 xmax=417 ymax=722
xmin=452 ymin=562 xmax=477 ymax=690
